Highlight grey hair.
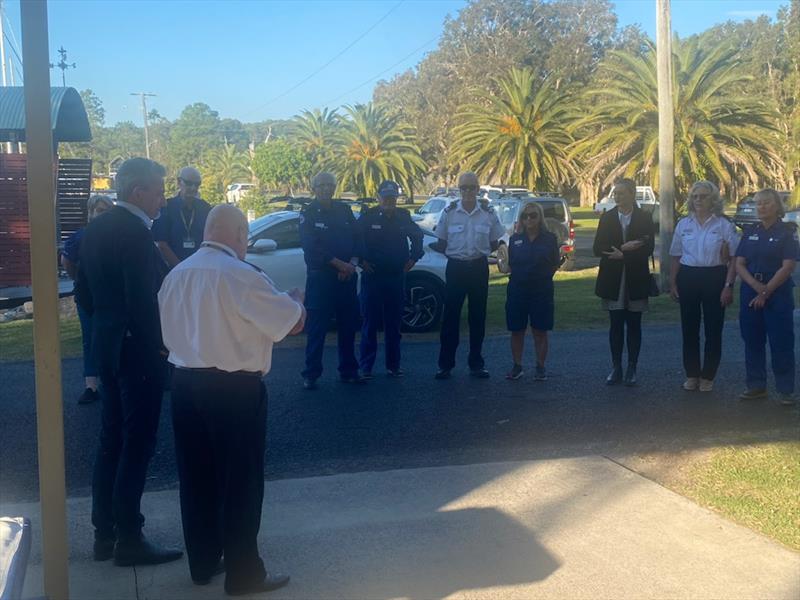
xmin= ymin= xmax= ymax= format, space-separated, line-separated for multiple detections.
xmin=87 ymin=194 xmax=114 ymax=220
xmin=614 ymin=178 xmax=636 ymax=196
xmin=114 ymin=158 xmax=166 ymax=203
xmin=688 ymin=180 xmax=724 ymax=216
xmin=518 ymin=201 xmax=549 ymax=233
xmin=311 ymin=172 xmax=336 ymax=188
xmin=754 ymin=188 xmax=786 ymax=218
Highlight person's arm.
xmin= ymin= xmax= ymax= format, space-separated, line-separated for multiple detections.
xmin=405 ymin=213 xmax=424 ymax=271
xmin=61 ymin=254 xmax=77 ymax=279
xmin=593 ymin=213 xmax=612 ymax=257
xmin=300 ymin=210 xmax=336 ymax=270
xmin=719 ymin=224 xmax=738 ymax=307
xmin=122 ymin=231 xmax=164 ymax=357
xmin=669 ymin=256 xmax=681 ymax=301
xmin=489 ymin=212 xmax=505 ymax=253
xmin=735 ymin=256 xmax=764 ymax=295
xmin=156 ymin=241 xmax=181 ymax=268
xmin=431 ymin=209 xmax=449 ymax=253
xmin=622 ymin=211 xmax=655 ymax=259
xmin=236 ymin=273 xmax=306 ymax=343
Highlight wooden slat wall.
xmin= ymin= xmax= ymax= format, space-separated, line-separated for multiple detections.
xmin=0 ymin=154 xmax=31 ymax=287
xmin=56 ymin=158 xmax=91 ymax=242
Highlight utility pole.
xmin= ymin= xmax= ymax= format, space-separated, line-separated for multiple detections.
xmin=130 ymin=92 xmax=156 ymax=158
xmin=656 ymin=0 xmax=675 ymax=290
xmin=0 ymin=0 xmax=10 ymax=153
xmin=49 ymin=45 xmax=74 ymax=86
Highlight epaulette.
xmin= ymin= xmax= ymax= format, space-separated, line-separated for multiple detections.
xmin=444 ymin=201 xmax=459 ymax=212
xmin=480 ymin=201 xmax=494 ymax=213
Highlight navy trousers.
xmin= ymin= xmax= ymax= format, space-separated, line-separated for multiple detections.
xmin=740 ymin=286 xmax=795 ymax=394
xmin=302 ymin=270 xmax=360 ymax=380
xmin=438 ymin=256 xmax=489 ymax=371
xmin=359 ymin=272 xmax=404 ymax=373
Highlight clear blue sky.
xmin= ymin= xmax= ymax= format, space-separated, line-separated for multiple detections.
xmin=2 ymin=0 xmax=788 ymax=125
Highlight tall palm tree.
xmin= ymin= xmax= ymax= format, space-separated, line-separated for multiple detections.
xmin=291 ymin=107 xmax=340 ymax=173
xmin=336 ymin=103 xmax=427 ymax=198
xmin=452 ymin=67 xmax=577 ymax=191
xmin=201 ymin=141 xmax=250 ymax=203
xmin=572 ymin=37 xmax=784 ymax=197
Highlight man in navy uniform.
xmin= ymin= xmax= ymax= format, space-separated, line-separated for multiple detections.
xmin=299 ymin=172 xmax=365 ymax=389
xmin=358 ymin=180 xmax=424 ymax=377
xmin=434 ymin=172 xmax=505 ymax=379
xmin=153 ymin=166 xmax=211 ymax=268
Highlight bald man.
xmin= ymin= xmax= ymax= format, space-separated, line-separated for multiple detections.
xmin=159 ymin=204 xmax=304 ymax=595
xmin=153 ymin=166 xmax=212 ymax=267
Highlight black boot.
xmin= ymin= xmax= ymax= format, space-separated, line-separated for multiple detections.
xmin=113 ymin=533 xmax=183 ymax=566
xmin=624 ymin=364 xmax=637 ymax=386
xmin=606 ymin=365 xmax=623 ymax=385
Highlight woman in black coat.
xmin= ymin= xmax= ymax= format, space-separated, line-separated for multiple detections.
xmin=593 ymin=178 xmax=655 ymax=386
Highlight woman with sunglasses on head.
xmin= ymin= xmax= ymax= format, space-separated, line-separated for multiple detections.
xmin=593 ymin=178 xmax=655 ymax=386
xmin=504 ymin=202 xmax=560 ymax=380
xmin=669 ymin=181 xmax=739 ymax=393
xmin=735 ymin=188 xmax=798 ymax=405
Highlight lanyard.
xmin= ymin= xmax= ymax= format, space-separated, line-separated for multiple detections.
xmin=180 ymin=205 xmax=196 ymax=237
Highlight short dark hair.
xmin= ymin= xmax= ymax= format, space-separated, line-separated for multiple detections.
xmin=115 ymin=158 xmax=166 ymax=203
xmin=614 ymin=178 xmax=636 ymax=196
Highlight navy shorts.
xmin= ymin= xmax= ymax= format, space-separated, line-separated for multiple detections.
xmin=505 ymin=279 xmax=554 ymax=331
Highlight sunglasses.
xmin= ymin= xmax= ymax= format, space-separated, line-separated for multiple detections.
xmin=520 ymin=213 xmax=539 ymax=220
xmin=180 ymin=178 xmax=201 ymax=187
xmin=459 ymin=185 xmax=478 ymax=192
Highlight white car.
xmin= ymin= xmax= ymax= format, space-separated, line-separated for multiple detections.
xmin=226 ymin=182 xmax=255 ymax=204
xmin=411 ymin=196 xmax=453 ymax=231
xmin=594 ymin=185 xmax=658 ymax=215
xmin=245 ymin=210 xmax=448 ymax=333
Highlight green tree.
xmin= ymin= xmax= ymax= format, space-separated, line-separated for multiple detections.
xmin=453 ymin=67 xmax=576 ymax=191
xmin=167 ymin=103 xmax=225 ymax=175
xmin=573 ymin=37 xmax=785 ymax=200
xmin=336 ymin=103 xmax=427 ymax=198
xmin=200 ymin=142 xmax=251 ymax=204
xmin=250 ymin=139 xmax=311 ymax=194
xmin=291 ymin=108 xmax=340 ymax=173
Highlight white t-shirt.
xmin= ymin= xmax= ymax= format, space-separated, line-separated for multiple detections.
xmin=436 ymin=200 xmax=505 ymax=260
xmin=669 ymin=214 xmax=739 ymax=267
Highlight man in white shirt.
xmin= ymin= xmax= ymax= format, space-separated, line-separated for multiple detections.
xmin=159 ymin=204 xmax=304 ymax=596
xmin=434 ymin=172 xmax=505 ymax=379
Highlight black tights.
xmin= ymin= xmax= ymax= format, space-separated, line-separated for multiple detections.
xmin=609 ymin=309 xmax=642 ymax=367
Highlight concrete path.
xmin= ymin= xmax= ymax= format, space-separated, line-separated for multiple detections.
xmin=6 ymin=457 xmax=799 ymax=599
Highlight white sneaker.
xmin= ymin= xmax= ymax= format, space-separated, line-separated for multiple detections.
xmin=683 ymin=377 xmax=699 ymax=391
xmin=699 ymin=378 xmax=714 ymax=392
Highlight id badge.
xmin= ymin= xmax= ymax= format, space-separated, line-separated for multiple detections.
xmin=183 ymin=239 xmax=196 ymax=249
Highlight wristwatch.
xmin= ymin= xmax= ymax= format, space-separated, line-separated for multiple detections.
xmin=724 ymin=282 xmax=734 ymax=288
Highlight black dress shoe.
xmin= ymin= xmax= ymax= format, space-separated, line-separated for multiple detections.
xmin=434 ymin=369 xmax=451 ymax=380
xmin=302 ymin=377 xmax=318 ymax=390
xmin=470 ymin=368 xmax=490 ymax=379
xmin=113 ymin=535 xmax=183 ymax=566
xmin=193 ymin=559 xmax=225 ymax=586
xmin=606 ymin=366 xmax=623 ymax=385
xmin=624 ymin=365 xmax=637 ymax=386
xmin=226 ymin=572 xmax=290 ymax=596
xmin=93 ymin=537 xmax=115 ymax=561
xmin=78 ymin=387 xmax=100 ymax=405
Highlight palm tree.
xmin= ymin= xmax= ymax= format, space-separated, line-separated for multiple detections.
xmin=291 ymin=107 xmax=340 ymax=173
xmin=572 ymin=37 xmax=784 ymax=198
xmin=201 ymin=141 xmax=250 ymax=203
xmin=336 ymin=103 xmax=427 ymax=198
xmin=452 ymin=67 xmax=577 ymax=191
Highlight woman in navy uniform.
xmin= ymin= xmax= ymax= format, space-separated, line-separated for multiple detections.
xmin=593 ymin=178 xmax=655 ymax=386
xmin=358 ymin=180 xmax=424 ymax=378
xmin=503 ymin=202 xmax=560 ymax=381
xmin=669 ymin=181 xmax=739 ymax=393
xmin=299 ymin=172 xmax=365 ymax=390
xmin=735 ymin=188 xmax=798 ymax=405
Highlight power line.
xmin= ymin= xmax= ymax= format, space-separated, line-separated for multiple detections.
xmin=244 ymin=0 xmax=404 ymax=117
xmin=322 ymin=34 xmax=439 ymax=106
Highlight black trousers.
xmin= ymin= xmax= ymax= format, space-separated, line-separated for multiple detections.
xmin=608 ymin=310 xmax=643 ymax=367
xmin=92 ymin=341 xmax=164 ymax=540
xmin=677 ymin=265 xmax=727 ymax=380
xmin=171 ymin=368 xmax=267 ymax=592
xmin=439 ymin=256 xmax=489 ymax=370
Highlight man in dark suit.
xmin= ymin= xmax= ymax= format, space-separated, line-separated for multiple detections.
xmin=77 ymin=157 xmax=182 ymax=566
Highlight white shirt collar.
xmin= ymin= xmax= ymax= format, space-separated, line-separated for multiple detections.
xmin=116 ymin=201 xmax=153 ymax=229
xmin=201 ymin=241 xmax=238 ymax=258
xmin=458 ymin=200 xmax=480 ymax=215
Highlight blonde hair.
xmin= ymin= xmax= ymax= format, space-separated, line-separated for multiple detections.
xmin=517 ymin=201 xmax=549 ymax=233
xmin=87 ymin=194 xmax=114 ymax=221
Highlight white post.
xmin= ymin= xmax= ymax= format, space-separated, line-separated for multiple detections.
xmin=20 ymin=1 xmax=70 ymax=598
xmin=656 ymin=0 xmax=676 ymax=290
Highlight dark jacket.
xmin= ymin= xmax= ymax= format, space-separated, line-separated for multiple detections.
xmin=593 ymin=206 xmax=655 ymax=301
xmin=358 ymin=206 xmax=424 ymax=274
xmin=75 ymin=205 xmax=167 ymax=378
xmin=299 ymin=200 xmax=364 ymax=272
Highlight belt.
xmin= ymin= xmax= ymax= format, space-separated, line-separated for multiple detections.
xmin=448 ymin=255 xmax=487 ymax=263
xmin=751 ymin=272 xmax=774 ymax=282
xmin=176 ymin=366 xmax=262 ymax=378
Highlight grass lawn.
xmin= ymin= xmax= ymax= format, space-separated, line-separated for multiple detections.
xmin=570 ymin=206 xmax=600 ymax=230
xmin=0 ymin=317 xmax=83 ymax=361
xmin=678 ymin=441 xmax=800 ymax=551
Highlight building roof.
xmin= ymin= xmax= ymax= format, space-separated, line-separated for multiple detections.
xmin=0 ymin=86 xmax=91 ymax=142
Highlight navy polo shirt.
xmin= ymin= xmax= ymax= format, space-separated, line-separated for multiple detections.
xmin=508 ymin=231 xmax=560 ymax=284
xmin=63 ymin=227 xmax=84 ymax=264
xmin=152 ymin=195 xmax=211 ymax=262
xmin=299 ymin=200 xmax=364 ymax=272
xmin=736 ymin=221 xmax=799 ymax=293
xmin=358 ymin=206 xmax=424 ymax=274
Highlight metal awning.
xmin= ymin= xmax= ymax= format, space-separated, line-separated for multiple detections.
xmin=0 ymin=86 xmax=91 ymax=142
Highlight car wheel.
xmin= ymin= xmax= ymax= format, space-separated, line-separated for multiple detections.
xmin=402 ymin=275 xmax=444 ymax=333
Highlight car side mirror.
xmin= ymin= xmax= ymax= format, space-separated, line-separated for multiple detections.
xmin=415 ymin=207 xmax=423 ymax=214
xmin=251 ymin=238 xmax=277 ymax=253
